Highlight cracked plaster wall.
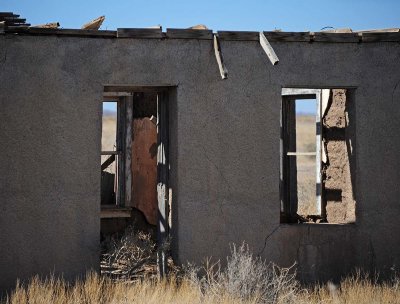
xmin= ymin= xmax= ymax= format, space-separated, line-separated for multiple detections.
xmin=0 ymin=34 xmax=399 ymax=288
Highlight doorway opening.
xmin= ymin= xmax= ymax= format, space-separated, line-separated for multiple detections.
xmin=100 ymin=86 xmax=171 ymax=277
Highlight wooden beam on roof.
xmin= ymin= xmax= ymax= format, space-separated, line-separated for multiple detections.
xmin=32 ymin=22 xmax=60 ymax=29
xmin=313 ymin=32 xmax=360 ymax=43
xmin=188 ymin=24 xmax=208 ymax=30
xmin=117 ymin=28 xmax=163 ymax=38
xmin=166 ymin=28 xmax=212 ymax=39
xmin=5 ymin=27 xmax=116 ymax=37
xmin=360 ymin=32 xmax=400 ymax=42
xmin=259 ymin=32 xmax=279 ymax=65
xmin=81 ymin=15 xmax=105 ymax=30
xmin=213 ymin=34 xmax=228 ymax=79
xmin=217 ymin=31 xmax=259 ymax=41
xmin=355 ymin=28 xmax=400 ymax=33
xmin=321 ymin=28 xmax=353 ymax=33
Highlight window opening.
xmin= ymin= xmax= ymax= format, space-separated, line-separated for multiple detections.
xmin=281 ymin=88 xmax=355 ymax=224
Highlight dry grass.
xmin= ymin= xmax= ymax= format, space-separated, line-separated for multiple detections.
xmin=5 ymin=236 xmax=400 ymax=304
xmin=5 ymin=272 xmax=400 ymax=304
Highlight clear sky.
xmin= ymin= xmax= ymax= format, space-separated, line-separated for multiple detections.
xmin=3 ymin=0 xmax=399 ymax=113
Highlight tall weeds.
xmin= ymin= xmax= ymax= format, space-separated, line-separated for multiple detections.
xmin=4 ymin=229 xmax=400 ymax=304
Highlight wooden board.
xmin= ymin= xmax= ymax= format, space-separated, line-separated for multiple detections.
xmin=313 ymin=32 xmax=360 ymax=43
xmin=100 ymin=206 xmax=131 ymax=218
xmin=117 ymin=28 xmax=163 ymax=39
xmin=132 ymin=118 xmax=158 ymax=225
xmin=361 ymin=32 xmax=400 ymax=42
xmin=5 ymin=27 xmax=116 ymax=37
xmin=166 ymin=28 xmax=212 ymax=39
xmin=264 ymin=31 xmax=311 ymax=42
xmin=217 ymin=31 xmax=259 ymax=41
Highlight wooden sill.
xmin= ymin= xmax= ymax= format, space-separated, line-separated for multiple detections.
xmin=101 ymin=205 xmax=131 ymax=218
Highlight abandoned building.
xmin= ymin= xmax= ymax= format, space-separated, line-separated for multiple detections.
xmin=1 ymin=12 xmax=400 ymax=290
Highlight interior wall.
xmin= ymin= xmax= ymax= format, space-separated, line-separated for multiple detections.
xmin=322 ymin=89 xmax=356 ymax=223
xmin=0 ymin=34 xmax=399 ymax=288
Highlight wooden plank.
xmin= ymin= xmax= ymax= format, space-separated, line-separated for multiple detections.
xmin=124 ymin=96 xmax=133 ymax=207
xmin=101 ymin=154 xmax=116 ymax=171
xmin=5 ymin=27 xmax=116 ymax=37
xmin=264 ymin=31 xmax=311 ymax=42
xmin=188 ymin=24 xmax=208 ymax=30
xmin=287 ymin=152 xmax=317 ymax=156
xmin=132 ymin=117 xmax=158 ymax=224
xmin=166 ymin=28 xmax=212 ymax=39
xmin=31 ymin=22 xmax=60 ymax=29
xmin=213 ymin=34 xmax=228 ymax=79
xmin=81 ymin=15 xmax=105 ymax=30
xmin=117 ymin=99 xmax=126 ymax=207
xmin=217 ymin=31 xmax=259 ymax=41
xmin=100 ymin=207 xmax=131 ymax=218
xmin=104 ymin=85 xmax=174 ymax=93
xmin=259 ymin=32 xmax=279 ymax=65
xmin=2 ymin=17 xmax=26 ymax=23
xmin=117 ymin=28 xmax=163 ymax=39
xmin=282 ymin=88 xmax=320 ymax=96
xmin=101 ymin=151 xmax=119 ymax=155
xmin=355 ymin=28 xmax=399 ymax=33
xmin=315 ymin=90 xmax=322 ymax=216
xmin=321 ymin=28 xmax=353 ymax=33
xmin=157 ymin=91 xmax=169 ymax=277
xmin=0 ymin=12 xmax=17 ymax=17
xmin=360 ymin=32 xmax=400 ymax=42
xmin=314 ymin=32 xmax=360 ymax=43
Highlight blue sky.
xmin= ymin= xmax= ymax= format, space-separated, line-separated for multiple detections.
xmin=3 ymin=0 xmax=400 ymax=31
xmin=3 ymin=0 xmax=399 ymax=113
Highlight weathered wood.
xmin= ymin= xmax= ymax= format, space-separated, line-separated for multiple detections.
xmin=32 ymin=22 xmax=60 ymax=29
xmin=264 ymin=31 xmax=311 ymax=42
xmin=157 ymin=91 xmax=169 ymax=277
xmin=282 ymin=88 xmax=321 ymax=96
xmin=321 ymin=28 xmax=353 ymax=33
xmin=217 ymin=31 xmax=259 ymax=41
xmin=213 ymin=34 xmax=228 ymax=79
xmin=188 ymin=24 xmax=208 ymax=30
xmin=117 ymin=28 xmax=163 ymax=39
xmin=287 ymin=152 xmax=317 ymax=156
xmin=124 ymin=96 xmax=133 ymax=207
xmin=149 ymin=115 xmax=157 ymax=125
xmin=100 ymin=207 xmax=131 ymax=218
xmin=132 ymin=117 xmax=158 ymax=224
xmin=259 ymin=32 xmax=279 ymax=65
xmin=355 ymin=28 xmax=399 ymax=33
xmin=101 ymin=154 xmax=116 ymax=171
xmin=166 ymin=28 xmax=212 ymax=39
xmin=116 ymin=100 xmax=126 ymax=207
xmin=2 ymin=17 xmax=26 ymax=23
xmin=5 ymin=27 xmax=117 ymax=37
xmin=314 ymin=32 xmax=360 ymax=43
xmin=281 ymin=96 xmax=298 ymax=221
xmin=81 ymin=15 xmax=105 ymax=30
xmin=101 ymin=151 xmax=119 ymax=155
xmin=0 ymin=12 xmax=17 ymax=17
xmin=360 ymin=32 xmax=400 ymax=42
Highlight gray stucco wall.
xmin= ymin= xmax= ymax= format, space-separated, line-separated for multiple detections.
xmin=0 ymin=34 xmax=399 ymax=289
